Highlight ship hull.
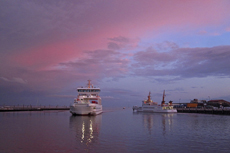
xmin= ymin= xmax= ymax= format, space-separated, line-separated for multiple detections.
xmin=133 ymin=106 xmax=177 ymax=113
xmin=70 ymin=104 xmax=102 ymax=116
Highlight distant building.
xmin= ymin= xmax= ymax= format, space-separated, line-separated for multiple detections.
xmin=172 ymin=99 xmax=230 ymax=108
xmin=187 ymin=99 xmax=206 ymax=107
xmin=190 ymin=99 xmax=207 ymax=104
xmin=190 ymin=99 xmax=199 ymax=103
xmin=207 ymin=100 xmax=230 ymax=107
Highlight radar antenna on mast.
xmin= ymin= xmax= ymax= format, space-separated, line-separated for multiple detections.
xmin=87 ymin=80 xmax=91 ymax=88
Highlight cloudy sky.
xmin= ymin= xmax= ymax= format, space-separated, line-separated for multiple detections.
xmin=1 ymin=0 xmax=230 ymax=107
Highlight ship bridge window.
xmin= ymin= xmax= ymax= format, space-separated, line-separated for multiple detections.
xmin=78 ymin=89 xmax=100 ymax=92
xmin=78 ymin=89 xmax=91 ymax=92
xmin=91 ymin=89 xmax=100 ymax=92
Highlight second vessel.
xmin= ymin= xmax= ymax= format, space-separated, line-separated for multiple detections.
xmin=133 ymin=90 xmax=177 ymax=113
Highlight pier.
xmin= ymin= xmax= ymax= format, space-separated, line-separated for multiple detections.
xmin=177 ymin=107 xmax=230 ymax=115
xmin=0 ymin=105 xmax=70 ymax=112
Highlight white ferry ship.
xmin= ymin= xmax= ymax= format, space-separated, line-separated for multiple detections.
xmin=70 ymin=80 xmax=102 ymax=115
xmin=133 ymin=90 xmax=177 ymax=113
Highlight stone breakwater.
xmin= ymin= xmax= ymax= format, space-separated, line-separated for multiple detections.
xmin=0 ymin=105 xmax=69 ymax=112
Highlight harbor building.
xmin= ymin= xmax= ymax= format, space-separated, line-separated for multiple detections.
xmin=207 ymin=100 xmax=230 ymax=108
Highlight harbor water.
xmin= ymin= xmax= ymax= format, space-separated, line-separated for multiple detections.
xmin=1 ymin=108 xmax=230 ymax=153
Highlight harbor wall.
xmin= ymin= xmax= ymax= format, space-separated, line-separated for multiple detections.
xmin=177 ymin=108 xmax=230 ymax=115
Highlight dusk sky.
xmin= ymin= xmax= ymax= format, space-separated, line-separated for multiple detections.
xmin=1 ymin=0 xmax=230 ymax=107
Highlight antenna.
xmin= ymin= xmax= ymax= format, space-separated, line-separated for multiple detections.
xmin=162 ymin=90 xmax=165 ymax=102
xmin=87 ymin=80 xmax=91 ymax=88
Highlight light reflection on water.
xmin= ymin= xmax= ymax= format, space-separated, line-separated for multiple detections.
xmin=69 ymin=115 xmax=101 ymax=152
xmin=1 ymin=109 xmax=230 ymax=152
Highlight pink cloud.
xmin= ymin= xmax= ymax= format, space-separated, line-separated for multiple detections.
xmin=226 ymin=27 xmax=230 ymax=32
xmin=8 ymin=35 xmax=108 ymax=70
xmin=198 ymin=30 xmax=208 ymax=35
xmin=210 ymin=32 xmax=221 ymax=36
xmin=10 ymin=42 xmax=78 ymax=69
xmin=198 ymin=30 xmax=221 ymax=36
xmin=59 ymin=49 xmax=130 ymax=78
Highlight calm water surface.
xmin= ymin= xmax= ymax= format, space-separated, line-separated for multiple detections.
xmin=1 ymin=108 xmax=230 ymax=153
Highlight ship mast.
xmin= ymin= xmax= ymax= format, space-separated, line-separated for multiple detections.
xmin=161 ymin=90 xmax=166 ymax=105
xmin=87 ymin=80 xmax=91 ymax=88
xmin=147 ymin=92 xmax=151 ymax=102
